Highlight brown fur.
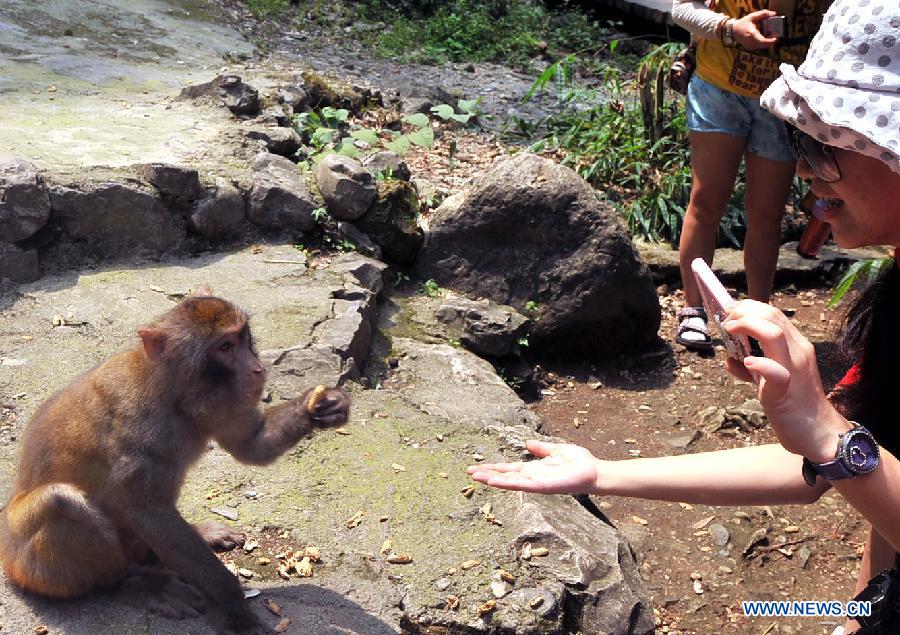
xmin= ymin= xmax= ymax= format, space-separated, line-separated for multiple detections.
xmin=0 ymin=292 xmax=350 ymax=634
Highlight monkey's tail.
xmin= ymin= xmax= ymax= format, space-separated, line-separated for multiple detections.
xmin=0 ymin=483 xmax=126 ymax=598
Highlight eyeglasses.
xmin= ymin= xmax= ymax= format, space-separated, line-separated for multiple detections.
xmin=786 ymin=124 xmax=842 ymax=183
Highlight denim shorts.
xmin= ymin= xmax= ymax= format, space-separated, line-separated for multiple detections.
xmin=686 ymin=74 xmax=795 ymax=163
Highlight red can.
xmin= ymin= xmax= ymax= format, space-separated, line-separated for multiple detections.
xmin=797 ymin=199 xmax=831 ymax=259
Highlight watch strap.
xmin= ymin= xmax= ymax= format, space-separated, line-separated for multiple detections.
xmin=802 ymin=456 xmax=853 ymax=486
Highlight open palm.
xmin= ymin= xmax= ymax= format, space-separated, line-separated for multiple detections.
xmin=466 ymin=440 xmax=599 ymax=495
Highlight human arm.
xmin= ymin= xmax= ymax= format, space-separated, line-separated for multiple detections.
xmin=724 ymin=300 xmax=900 ymax=552
xmin=671 ymin=0 xmax=726 ymax=39
xmin=467 ymin=439 xmax=830 ymax=506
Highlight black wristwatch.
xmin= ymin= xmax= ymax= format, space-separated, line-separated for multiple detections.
xmin=802 ymin=424 xmax=880 ymax=486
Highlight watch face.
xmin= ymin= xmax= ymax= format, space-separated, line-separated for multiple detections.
xmin=842 ymin=428 xmax=880 ymax=475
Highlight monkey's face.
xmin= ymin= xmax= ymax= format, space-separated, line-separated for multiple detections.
xmin=203 ymin=324 xmax=266 ymax=403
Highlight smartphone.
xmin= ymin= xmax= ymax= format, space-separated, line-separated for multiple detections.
xmin=690 ymin=258 xmax=752 ymax=362
xmin=760 ymin=15 xmax=787 ymax=38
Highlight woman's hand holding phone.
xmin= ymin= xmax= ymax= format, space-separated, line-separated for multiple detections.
xmin=722 ymin=300 xmax=848 ymax=460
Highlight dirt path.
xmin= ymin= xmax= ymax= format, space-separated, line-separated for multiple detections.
xmin=532 ymin=287 xmax=865 ymax=635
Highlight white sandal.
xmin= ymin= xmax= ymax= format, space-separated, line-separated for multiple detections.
xmin=676 ymin=306 xmax=712 ymax=350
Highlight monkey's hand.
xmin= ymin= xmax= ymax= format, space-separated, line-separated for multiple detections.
xmin=303 ymin=385 xmax=350 ymax=428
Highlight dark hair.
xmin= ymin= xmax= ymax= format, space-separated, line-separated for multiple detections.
xmin=831 ymin=262 xmax=900 ymax=455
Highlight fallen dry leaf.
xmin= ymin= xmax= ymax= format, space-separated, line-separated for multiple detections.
xmin=296 ymin=556 xmax=313 ymax=577
xmin=274 ymin=617 xmax=291 ymax=633
xmin=387 ymin=554 xmax=412 ymax=564
xmin=460 ymin=559 xmax=480 ymax=570
xmin=346 ymin=511 xmax=364 ymax=528
xmin=477 ymin=600 xmax=497 ymax=616
xmin=265 ymin=598 xmax=283 ymax=615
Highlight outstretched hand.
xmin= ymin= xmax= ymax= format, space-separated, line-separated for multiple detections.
xmin=466 ymin=440 xmax=600 ymax=495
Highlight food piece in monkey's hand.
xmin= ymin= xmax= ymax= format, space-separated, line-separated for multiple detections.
xmin=303 ymin=384 xmax=350 ymax=428
xmin=306 ymin=384 xmax=327 ymax=409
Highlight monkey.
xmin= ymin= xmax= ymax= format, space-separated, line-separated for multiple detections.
xmin=0 ymin=290 xmax=350 ymax=634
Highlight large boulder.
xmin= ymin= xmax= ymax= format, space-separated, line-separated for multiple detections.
xmin=316 ymin=154 xmax=377 ymax=221
xmin=138 ymin=163 xmax=205 ymax=204
xmin=0 ymin=159 xmax=51 ymax=243
xmin=0 ymin=242 xmax=40 ymax=283
xmin=415 ymin=154 xmax=661 ymax=357
xmin=435 ymin=296 xmax=532 ymax=358
xmin=49 ymin=182 xmax=184 ymax=258
xmin=189 ymin=178 xmax=246 ymax=239
xmin=356 ymin=179 xmax=423 ymax=266
xmin=248 ymin=153 xmax=317 ymax=231
xmin=180 ymin=74 xmax=259 ymax=116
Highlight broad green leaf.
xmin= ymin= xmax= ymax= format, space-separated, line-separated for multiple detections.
xmin=451 ymin=113 xmax=472 ymax=123
xmin=335 ymin=138 xmax=360 ymax=157
xmin=384 ymin=135 xmax=411 ymax=155
xmin=430 ymin=104 xmax=455 ymax=120
xmin=350 ymin=128 xmax=381 ymax=145
xmin=457 ymin=98 xmax=479 ymax=114
xmin=404 ymin=113 xmax=430 ymax=128
xmin=408 ymin=126 xmax=435 ymax=148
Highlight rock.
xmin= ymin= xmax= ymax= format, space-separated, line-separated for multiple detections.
xmin=257 ymin=105 xmax=293 ymax=127
xmin=0 ymin=159 xmax=51 ymax=243
xmin=138 ymin=163 xmax=204 ymax=203
xmin=415 ymin=153 xmax=661 ymax=357
xmin=435 ymin=296 xmax=531 ymax=358
xmin=336 ymin=222 xmax=382 ymax=260
xmin=506 ymin=493 xmax=655 ymax=634
xmin=180 ymin=74 xmax=259 ymax=116
xmin=316 ymin=154 xmax=377 ymax=221
xmin=0 ymin=242 xmax=40 ymax=283
xmin=708 ymin=523 xmax=731 ymax=547
xmin=301 ymin=71 xmax=374 ymax=113
xmin=245 ymin=127 xmax=302 ymax=158
xmin=248 ymin=153 xmax=317 ymax=231
xmin=362 ymin=151 xmax=411 ymax=181
xmin=277 ymin=84 xmax=309 ymax=112
xmin=49 ymin=182 xmax=183 ymax=257
xmin=662 ymin=430 xmax=701 ymax=452
xmin=400 ymin=97 xmax=433 ymax=116
xmin=189 ymin=178 xmax=246 ymax=239
xmin=356 ymin=179 xmax=423 ymax=266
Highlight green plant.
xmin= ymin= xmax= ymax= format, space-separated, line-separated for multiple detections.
xmin=431 ymin=98 xmax=481 ymax=124
xmin=829 ymin=257 xmax=894 ymax=307
xmin=513 ymin=44 xmax=712 ymax=246
xmin=393 ymin=271 xmax=411 ymax=285
xmin=516 ymin=335 xmax=530 ymax=348
xmin=359 ymin=0 xmax=611 ymax=68
xmin=244 ymin=0 xmax=290 ymax=17
xmin=525 ymin=300 xmax=540 ymax=313
xmin=421 ymin=278 xmax=445 ymax=297
xmin=311 ymin=207 xmax=328 ymax=223
xmin=292 ymin=105 xmax=442 ymax=166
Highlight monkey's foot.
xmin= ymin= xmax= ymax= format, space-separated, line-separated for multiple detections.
xmin=194 ymin=520 xmax=246 ymax=552
xmin=118 ymin=564 xmax=206 ymax=619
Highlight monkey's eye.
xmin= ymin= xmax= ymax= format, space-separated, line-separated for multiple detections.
xmin=218 ymin=340 xmax=234 ymax=353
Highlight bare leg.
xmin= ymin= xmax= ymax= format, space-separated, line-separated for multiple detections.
xmin=743 ymin=152 xmax=795 ymax=302
xmin=679 ymin=131 xmax=747 ymax=308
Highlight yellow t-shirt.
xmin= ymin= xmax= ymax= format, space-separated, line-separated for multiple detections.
xmin=696 ymin=0 xmax=831 ymax=98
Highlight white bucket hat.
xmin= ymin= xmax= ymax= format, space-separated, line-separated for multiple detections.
xmin=761 ymin=0 xmax=900 ymax=174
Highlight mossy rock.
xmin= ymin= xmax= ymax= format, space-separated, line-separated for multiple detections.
xmin=356 ymin=179 xmax=423 ymax=266
xmin=301 ymin=71 xmax=378 ymax=113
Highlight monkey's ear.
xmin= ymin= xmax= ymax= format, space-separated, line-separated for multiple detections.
xmin=191 ymin=285 xmax=214 ymax=297
xmin=138 ymin=328 xmax=167 ymax=363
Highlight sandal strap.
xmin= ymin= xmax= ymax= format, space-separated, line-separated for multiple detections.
xmin=677 ymin=306 xmax=707 ymax=321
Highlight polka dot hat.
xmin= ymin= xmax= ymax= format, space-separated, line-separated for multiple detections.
xmin=761 ymin=0 xmax=900 ymax=174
